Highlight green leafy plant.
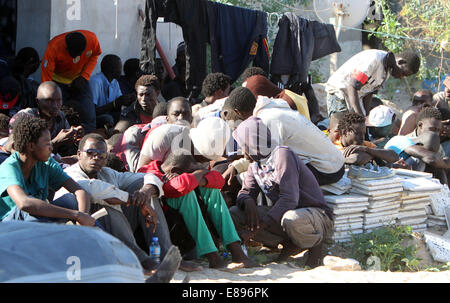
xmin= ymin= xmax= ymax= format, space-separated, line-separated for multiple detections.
xmin=367 ymin=0 xmax=449 ymax=85
xmin=350 ymin=225 xmax=421 ymax=272
xmin=424 ymin=262 xmax=450 ymax=272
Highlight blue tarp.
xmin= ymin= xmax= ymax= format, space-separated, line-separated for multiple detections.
xmin=0 ymin=221 xmax=144 ymax=282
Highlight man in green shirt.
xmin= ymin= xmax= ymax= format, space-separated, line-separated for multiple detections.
xmin=0 ymin=115 xmax=94 ymax=225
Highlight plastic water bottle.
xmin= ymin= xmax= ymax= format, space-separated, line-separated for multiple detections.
xmin=149 ymin=237 xmax=161 ymax=264
xmin=241 ymin=244 xmax=248 ymax=257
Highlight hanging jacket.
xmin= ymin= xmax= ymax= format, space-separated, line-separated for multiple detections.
xmin=140 ymin=0 xmax=174 ymax=75
xmin=270 ymin=12 xmax=341 ymax=84
xmin=207 ymin=1 xmax=269 ymax=82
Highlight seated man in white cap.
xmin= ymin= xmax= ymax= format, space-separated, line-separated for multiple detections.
xmin=137 ymin=118 xmax=257 ymax=269
xmin=366 ymin=104 xmax=397 ymax=148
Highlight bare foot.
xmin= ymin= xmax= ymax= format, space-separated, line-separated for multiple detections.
xmin=206 ymin=252 xmax=228 ymax=269
xmin=228 ymin=241 xmax=260 ymax=268
xmin=276 ymin=240 xmax=306 ymax=262
xmin=304 ymin=244 xmax=323 ymax=268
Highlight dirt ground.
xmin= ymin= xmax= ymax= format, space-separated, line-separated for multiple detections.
xmin=170 ymin=227 xmax=449 ymax=283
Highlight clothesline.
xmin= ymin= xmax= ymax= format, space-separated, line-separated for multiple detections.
xmin=339 ymin=25 xmax=442 ymax=46
xmin=264 ymin=12 xmax=443 ymax=46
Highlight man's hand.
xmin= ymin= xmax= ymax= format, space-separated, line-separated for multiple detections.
xmin=75 ymin=211 xmax=96 ymax=226
xmin=244 ymin=199 xmax=259 ymax=232
xmin=127 ymin=184 xmax=158 ymax=208
xmin=240 ymin=230 xmax=257 ymax=244
xmin=222 ymin=165 xmax=237 ymax=186
xmin=392 ymin=158 xmax=411 ymax=169
xmin=140 ymin=202 xmax=158 ymax=232
xmin=342 ymin=145 xmax=368 ymax=157
xmin=140 ymin=184 xmax=159 ymax=198
xmin=192 ymin=169 xmax=210 ymax=187
xmin=240 ymin=221 xmax=268 ymax=244
xmin=52 ymin=127 xmax=77 ymax=146
xmin=74 ymin=125 xmax=85 ymax=141
xmin=343 ymin=145 xmax=373 ymax=165
xmin=162 ymin=172 xmax=179 ymax=183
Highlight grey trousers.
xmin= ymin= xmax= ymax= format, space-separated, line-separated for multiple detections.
xmin=120 ymin=179 xmax=172 ymax=259
xmin=230 ymin=206 xmax=333 ymax=249
xmin=91 ymin=179 xmax=172 ymax=264
xmin=92 ymin=203 xmax=150 ymax=264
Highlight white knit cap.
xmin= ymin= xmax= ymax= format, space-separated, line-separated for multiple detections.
xmin=189 ymin=117 xmax=231 ymax=160
xmin=366 ymin=105 xmax=395 ymax=127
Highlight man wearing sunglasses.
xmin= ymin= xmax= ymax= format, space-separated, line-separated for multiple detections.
xmin=57 ymin=133 xmax=201 ymax=273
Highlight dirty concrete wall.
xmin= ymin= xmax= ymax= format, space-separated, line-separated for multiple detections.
xmin=50 ymin=0 xmax=145 ymax=76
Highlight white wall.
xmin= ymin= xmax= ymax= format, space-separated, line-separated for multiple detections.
xmin=49 ymin=0 xmax=185 ymax=74
xmin=50 ymin=0 xmax=145 ymax=75
xmin=156 ymin=19 xmax=184 ymax=67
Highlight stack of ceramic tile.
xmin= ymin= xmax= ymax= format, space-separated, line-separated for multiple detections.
xmin=349 ymin=177 xmax=403 ymax=232
xmin=427 ymin=182 xmax=450 ymax=229
xmin=321 ymin=172 xmax=352 ymax=195
xmin=398 ymin=175 xmax=443 ymax=232
xmin=324 ymin=193 xmax=368 ymax=243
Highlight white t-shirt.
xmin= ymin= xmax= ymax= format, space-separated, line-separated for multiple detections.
xmin=254 ymin=96 xmax=345 ymax=174
xmin=140 ymin=124 xmax=191 ymax=163
xmin=326 ymin=49 xmax=391 ymax=113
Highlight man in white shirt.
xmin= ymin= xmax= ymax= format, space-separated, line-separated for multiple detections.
xmin=57 ymin=133 xmax=201 ymax=272
xmin=221 ymin=87 xmax=346 ymax=186
xmin=326 ymin=50 xmax=420 ymax=117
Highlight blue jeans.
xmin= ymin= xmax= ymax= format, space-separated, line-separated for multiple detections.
xmin=2 ymin=193 xmax=78 ymax=223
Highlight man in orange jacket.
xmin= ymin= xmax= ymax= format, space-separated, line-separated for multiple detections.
xmin=41 ymin=30 xmax=102 ymax=132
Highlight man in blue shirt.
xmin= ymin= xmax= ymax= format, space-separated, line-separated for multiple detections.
xmin=89 ymin=54 xmax=134 ymax=130
xmin=0 ymin=114 xmax=95 ymax=225
xmin=385 ymin=130 xmax=450 ymax=184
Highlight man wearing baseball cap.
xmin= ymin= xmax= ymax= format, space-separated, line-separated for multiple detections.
xmin=0 ymin=76 xmax=35 ymax=117
xmin=366 ymin=104 xmax=397 ymax=148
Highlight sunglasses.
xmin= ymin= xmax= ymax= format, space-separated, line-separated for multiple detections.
xmin=82 ymin=148 xmax=107 ymax=160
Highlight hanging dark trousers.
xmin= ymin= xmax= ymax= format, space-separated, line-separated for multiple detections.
xmin=164 ymin=0 xmax=209 ymax=100
xmin=207 ymin=1 xmax=269 ymax=82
